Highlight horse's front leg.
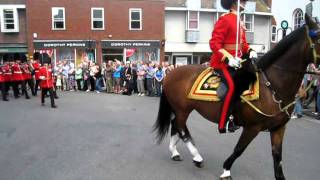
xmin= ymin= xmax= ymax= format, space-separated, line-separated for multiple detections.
xmin=220 ymin=127 xmax=259 ymax=180
xmin=270 ymin=125 xmax=286 ymax=180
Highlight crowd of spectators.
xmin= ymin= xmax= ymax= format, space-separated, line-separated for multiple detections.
xmin=53 ymin=59 xmax=176 ymax=96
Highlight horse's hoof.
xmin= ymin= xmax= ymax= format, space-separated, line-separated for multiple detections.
xmin=193 ymin=160 xmax=204 ymax=168
xmin=171 ymin=155 xmax=183 ymax=161
xmin=220 ymin=176 xmax=232 ymax=180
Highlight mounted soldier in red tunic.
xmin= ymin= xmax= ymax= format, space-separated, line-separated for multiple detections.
xmin=209 ymin=0 xmax=258 ymax=133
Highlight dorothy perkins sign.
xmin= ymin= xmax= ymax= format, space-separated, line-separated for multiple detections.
xmin=33 ymin=41 xmax=96 ymax=49
xmin=101 ymin=40 xmax=160 ymax=48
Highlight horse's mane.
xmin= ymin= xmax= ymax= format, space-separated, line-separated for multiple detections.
xmin=256 ymin=26 xmax=307 ymax=70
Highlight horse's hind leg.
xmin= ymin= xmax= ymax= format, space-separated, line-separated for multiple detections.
xmin=270 ymin=125 xmax=286 ymax=180
xmin=170 ymin=112 xmax=204 ymax=168
xmin=169 ymin=120 xmax=182 ymax=161
xmin=220 ymin=127 xmax=259 ymax=179
xmin=181 ymin=126 xmax=204 ymax=168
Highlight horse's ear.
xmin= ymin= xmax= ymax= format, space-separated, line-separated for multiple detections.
xmin=305 ymin=13 xmax=318 ymax=29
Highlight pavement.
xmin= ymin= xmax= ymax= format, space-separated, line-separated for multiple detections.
xmin=0 ymin=91 xmax=320 ymax=180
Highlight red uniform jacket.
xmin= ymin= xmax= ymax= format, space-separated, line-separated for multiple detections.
xmin=0 ymin=66 xmax=5 ymax=83
xmin=39 ymin=66 xmax=54 ymax=89
xmin=22 ymin=63 xmax=32 ymax=80
xmin=32 ymin=62 xmax=41 ymax=80
xmin=209 ymin=12 xmax=250 ymax=69
xmin=2 ymin=63 xmax=12 ymax=82
xmin=11 ymin=63 xmax=24 ymax=81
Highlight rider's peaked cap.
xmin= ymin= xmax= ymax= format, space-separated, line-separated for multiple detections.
xmin=221 ymin=0 xmax=248 ymax=10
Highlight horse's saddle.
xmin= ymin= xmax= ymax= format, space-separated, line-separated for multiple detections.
xmin=188 ymin=67 xmax=259 ymax=102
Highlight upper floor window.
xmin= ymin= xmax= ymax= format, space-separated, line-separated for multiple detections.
xmin=52 ymin=7 xmax=65 ymax=30
xmin=0 ymin=8 xmax=19 ymax=33
xmin=242 ymin=14 xmax=254 ymax=32
xmin=129 ymin=8 xmax=142 ymax=30
xmin=187 ymin=11 xmax=199 ymax=30
xmin=293 ymin=8 xmax=303 ymax=30
xmin=91 ymin=8 xmax=104 ymax=30
xmin=271 ymin=25 xmax=277 ymax=42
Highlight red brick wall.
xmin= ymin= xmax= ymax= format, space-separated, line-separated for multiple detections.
xmin=26 ymin=0 xmax=165 ymax=63
xmin=0 ymin=9 xmax=27 ymax=44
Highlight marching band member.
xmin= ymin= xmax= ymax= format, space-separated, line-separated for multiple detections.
xmin=32 ymin=52 xmax=41 ymax=96
xmin=39 ymin=53 xmax=57 ymax=108
xmin=12 ymin=53 xmax=30 ymax=99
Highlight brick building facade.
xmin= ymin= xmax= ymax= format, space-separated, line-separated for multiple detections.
xmin=0 ymin=0 xmax=27 ymax=61
xmin=26 ymin=0 xmax=165 ymax=65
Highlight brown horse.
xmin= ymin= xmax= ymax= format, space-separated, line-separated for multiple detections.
xmin=153 ymin=15 xmax=320 ymax=180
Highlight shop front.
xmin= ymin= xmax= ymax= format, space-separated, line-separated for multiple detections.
xmin=33 ymin=40 xmax=96 ymax=66
xmin=0 ymin=43 xmax=28 ymax=63
xmin=101 ymin=40 xmax=161 ymax=63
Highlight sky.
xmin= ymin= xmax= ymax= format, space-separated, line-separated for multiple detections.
xmin=272 ymin=0 xmax=320 ymax=28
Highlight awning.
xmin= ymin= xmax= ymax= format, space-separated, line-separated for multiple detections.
xmin=165 ymin=42 xmax=211 ymax=53
xmin=0 ymin=43 xmax=28 ymax=53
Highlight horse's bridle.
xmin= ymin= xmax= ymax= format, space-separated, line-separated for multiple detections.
xmin=306 ymin=26 xmax=320 ymax=64
xmin=243 ymin=26 xmax=320 ymax=118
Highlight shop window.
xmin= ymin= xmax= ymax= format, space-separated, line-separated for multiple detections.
xmin=0 ymin=9 xmax=19 ymax=33
xmin=187 ymin=11 xmax=199 ymax=30
xmin=52 ymin=7 xmax=65 ymax=30
xmin=242 ymin=14 xmax=254 ymax=32
xmin=129 ymin=8 xmax=142 ymax=30
xmin=293 ymin=8 xmax=303 ymax=30
xmin=271 ymin=25 xmax=277 ymax=42
xmin=91 ymin=8 xmax=104 ymax=30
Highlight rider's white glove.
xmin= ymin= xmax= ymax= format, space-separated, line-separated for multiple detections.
xmin=227 ymin=57 xmax=241 ymax=68
xmin=249 ymin=50 xmax=258 ymax=59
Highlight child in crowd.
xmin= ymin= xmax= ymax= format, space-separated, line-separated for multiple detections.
xmin=56 ymin=74 xmax=62 ymax=91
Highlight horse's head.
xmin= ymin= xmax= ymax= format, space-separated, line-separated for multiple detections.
xmin=305 ymin=14 xmax=320 ymax=65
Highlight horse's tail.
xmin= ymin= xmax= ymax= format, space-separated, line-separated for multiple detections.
xmin=153 ymin=92 xmax=173 ymax=144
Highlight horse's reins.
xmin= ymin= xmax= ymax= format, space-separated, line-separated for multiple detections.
xmin=241 ymin=26 xmax=320 ymax=117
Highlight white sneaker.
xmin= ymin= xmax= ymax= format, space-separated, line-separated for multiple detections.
xmin=138 ymin=93 xmax=141 ymax=96
xmin=86 ymin=89 xmax=90 ymax=92
xmin=141 ymin=93 xmax=145 ymax=96
xmin=96 ymin=91 xmax=100 ymax=94
xmin=291 ymin=115 xmax=298 ymax=119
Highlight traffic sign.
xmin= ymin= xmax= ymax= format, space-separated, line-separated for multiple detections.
xmin=281 ymin=20 xmax=289 ymax=30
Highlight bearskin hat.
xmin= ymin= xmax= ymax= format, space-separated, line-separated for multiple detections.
xmin=33 ymin=52 xmax=40 ymax=60
xmin=13 ymin=53 xmax=20 ymax=61
xmin=40 ymin=53 xmax=51 ymax=65
xmin=21 ymin=54 xmax=27 ymax=63
xmin=221 ymin=0 xmax=248 ymax=10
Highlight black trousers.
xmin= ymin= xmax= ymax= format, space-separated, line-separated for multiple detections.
xmin=13 ymin=81 xmax=29 ymax=98
xmin=25 ymin=79 xmax=35 ymax=95
xmin=1 ymin=82 xmax=7 ymax=100
xmin=41 ymin=88 xmax=55 ymax=106
xmin=34 ymin=80 xmax=40 ymax=95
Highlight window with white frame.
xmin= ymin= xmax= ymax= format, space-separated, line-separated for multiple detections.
xmin=187 ymin=11 xmax=199 ymax=30
xmin=242 ymin=14 xmax=254 ymax=32
xmin=0 ymin=8 xmax=19 ymax=32
xmin=52 ymin=7 xmax=65 ymax=30
xmin=91 ymin=8 xmax=104 ymax=30
xmin=293 ymin=9 xmax=303 ymax=30
xmin=129 ymin=8 xmax=142 ymax=30
xmin=271 ymin=25 xmax=277 ymax=42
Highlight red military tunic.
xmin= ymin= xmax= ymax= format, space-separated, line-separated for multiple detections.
xmin=209 ymin=12 xmax=250 ymax=69
xmin=2 ymin=63 xmax=12 ymax=82
xmin=32 ymin=61 xmax=41 ymax=80
xmin=39 ymin=66 xmax=54 ymax=89
xmin=0 ymin=66 xmax=5 ymax=83
xmin=11 ymin=63 xmax=24 ymax=81
xmin=22 ymin=63 xmax=32 ymax=80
